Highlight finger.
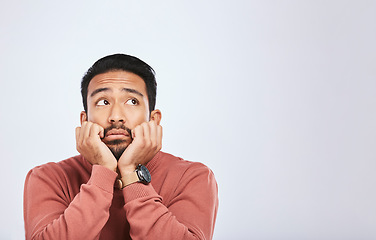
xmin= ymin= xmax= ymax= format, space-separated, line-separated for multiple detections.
xmin=132 ymin=125 xmax=144 ymax=143
xmin=157 ymin=125 xmax=163 ymax=149
xmin=99 ymin=126 xmax=104 ymax=139
xmin=142 ymin=122 xmax=151 ymax=144
xmin=78 ymin=121 xmax=88 ymax=144
xmin=75 ymin=127 xmax=81 ymax=149
xmin=89 ymin=123 xmax=104 ymax=139
xmin=82 ymin=121 xmax=92 ymax=142
xmin=149 ymin=120 xmax=158 ymax=146
xmin=75 ymin=127 xmax=80 ymax=142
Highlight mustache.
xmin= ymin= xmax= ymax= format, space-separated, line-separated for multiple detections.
xmin=103 ymin=123 xmax=133 ymax=140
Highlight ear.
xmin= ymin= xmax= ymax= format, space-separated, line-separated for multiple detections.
xmin=80 ymin=111 xmax=87 ymax=125
xmin=150 ymin=109 xmax=162 ymax=125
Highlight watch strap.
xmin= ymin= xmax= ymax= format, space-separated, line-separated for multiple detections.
xmin=116 ymin=171 xmax=139 ymax=189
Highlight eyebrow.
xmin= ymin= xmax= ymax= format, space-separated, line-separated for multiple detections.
xmin=90 ymin=87 xmax=110 ymax=97
xmin=122 ymin=88 xmax=144 ymax=97
xmin=90 ymin=87 xmax=144 ymax=98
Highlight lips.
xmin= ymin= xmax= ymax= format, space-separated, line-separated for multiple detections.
xmin=106 ymin=129 xmax=129 ymax=136
xmin=104 ymin=129 xmax=130 ymax=141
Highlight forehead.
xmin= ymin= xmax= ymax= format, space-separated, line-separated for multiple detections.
xmin=88 ymin=70 xmax=147 ymax=96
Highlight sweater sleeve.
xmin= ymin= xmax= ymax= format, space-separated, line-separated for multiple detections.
xmin=122 ymin=163 xmax=218 ymax=240
xmin=23 ymin=164 xmax=118 ymax=240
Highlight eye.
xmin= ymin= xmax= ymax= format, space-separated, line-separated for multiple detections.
xmin=97 ymin=99 xmax=110 ymax=106
xmin=126 ymin=98 xmax=139 ymax=105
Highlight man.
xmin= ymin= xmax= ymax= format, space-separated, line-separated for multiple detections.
xmin=23 ymin=54 xmax=218 ymax=239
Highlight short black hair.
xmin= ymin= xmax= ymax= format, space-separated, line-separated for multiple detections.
xmin=81 ymin=53 xmax=157 ymax=113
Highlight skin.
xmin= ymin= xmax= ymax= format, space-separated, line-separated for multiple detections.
xmin=75 ymin=70 xmax=162 ymax=179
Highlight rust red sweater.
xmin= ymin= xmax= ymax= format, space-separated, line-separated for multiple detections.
xmin=24 ymin=151 xmax=218 ymax=240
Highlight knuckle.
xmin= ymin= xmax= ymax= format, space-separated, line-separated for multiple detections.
xmin=151 ymin=144 xmax=158 ymax=151
xmin=145 ymin=140 xmax=152 ymax=147
xmin=87 ymin=138 xmax=95 ymax=146
xmin=139 ymin=139 xmax=146 ymax=147
xmin=81 ymin=139 xmax=89 ymax=147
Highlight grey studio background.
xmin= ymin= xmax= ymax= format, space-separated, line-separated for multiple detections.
xmin=0 ymin=1 xmax=375 ymax=239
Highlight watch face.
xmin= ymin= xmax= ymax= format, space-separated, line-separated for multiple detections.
xmin=138 ymin=165 xmax=151 ymax=183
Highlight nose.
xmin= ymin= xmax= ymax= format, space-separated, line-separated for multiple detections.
xmin=108 ymin=103 xmax=125 ymax=123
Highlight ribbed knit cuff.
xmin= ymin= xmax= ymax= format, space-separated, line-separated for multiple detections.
xmin=87 ymin=165 xmax=118 ymax=193
xmin=122 ymin=183 xmax=158 ymax=202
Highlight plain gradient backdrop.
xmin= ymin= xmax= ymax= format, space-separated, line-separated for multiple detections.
xmin=1 ymin=1 xmax=375 ymax=239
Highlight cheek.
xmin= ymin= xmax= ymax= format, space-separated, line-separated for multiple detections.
xmin=87 ymin=109 xmax=107 ymax=124
xmin=127 ymin=109 xmax=150 ymax=126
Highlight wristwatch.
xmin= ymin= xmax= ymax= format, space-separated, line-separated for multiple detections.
xmin=135 ymin=164 xmax=152 ymax=184
xmin=117 ymin=164 xmax=151 ymax=189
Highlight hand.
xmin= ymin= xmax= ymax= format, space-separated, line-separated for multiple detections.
xmin=75 ymin=121 xmax=117 ymax=172
xmin=117 ymin=120 xmax=162 ymax=175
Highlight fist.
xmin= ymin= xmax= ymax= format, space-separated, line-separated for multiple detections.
xmin=75 ymin=121 xmax=117 ymax=172
xmin=118 ymin=120 xmax=162 ymax=174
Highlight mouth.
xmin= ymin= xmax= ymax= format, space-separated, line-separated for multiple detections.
xmin=104 ymin=129 xmax=130 ymax=141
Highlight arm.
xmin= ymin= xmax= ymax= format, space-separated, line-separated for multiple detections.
xmin=23 ymin=164 xmax=118 ymax=240
xmin=24 ymin=121 xmax=119 ymax=240
xmin=123 ymin=164 xmax=218 ymax=240
xmin=117 ymin=120 xmax=218 ymax=239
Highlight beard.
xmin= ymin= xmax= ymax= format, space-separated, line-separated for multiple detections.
xmin=103 ymin=123 xmax=132 ymax=160
xmin=108 ymin=142 xmax=126 ymax=161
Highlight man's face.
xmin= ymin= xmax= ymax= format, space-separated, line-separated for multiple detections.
xmin=82 ymin=70 xmax=150 ymax=159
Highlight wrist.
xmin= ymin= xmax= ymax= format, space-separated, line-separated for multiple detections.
xmin=116 ymin=164 xmax=152 ymax=189
xmin=117 ymin=171 xmax=139 ymax=189
xmin=119 ymin=164 xmax=138 ymax=176
xmin=103 ymin=163 xmax=117 ymax=172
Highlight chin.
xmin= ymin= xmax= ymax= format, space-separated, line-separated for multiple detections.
xmin=107 ymin=141 xmax=129 ymax=160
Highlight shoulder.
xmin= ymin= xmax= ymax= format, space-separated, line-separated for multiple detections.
xmin=155 ymin=152 xmax=218 ymax=203
xmin=157 ymin=151 xmax=217 ymax=183
xmin=156 ymin=151 xmax=208 ymax=169
xmin=26 ymin=155 xmax=88 ymax=182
